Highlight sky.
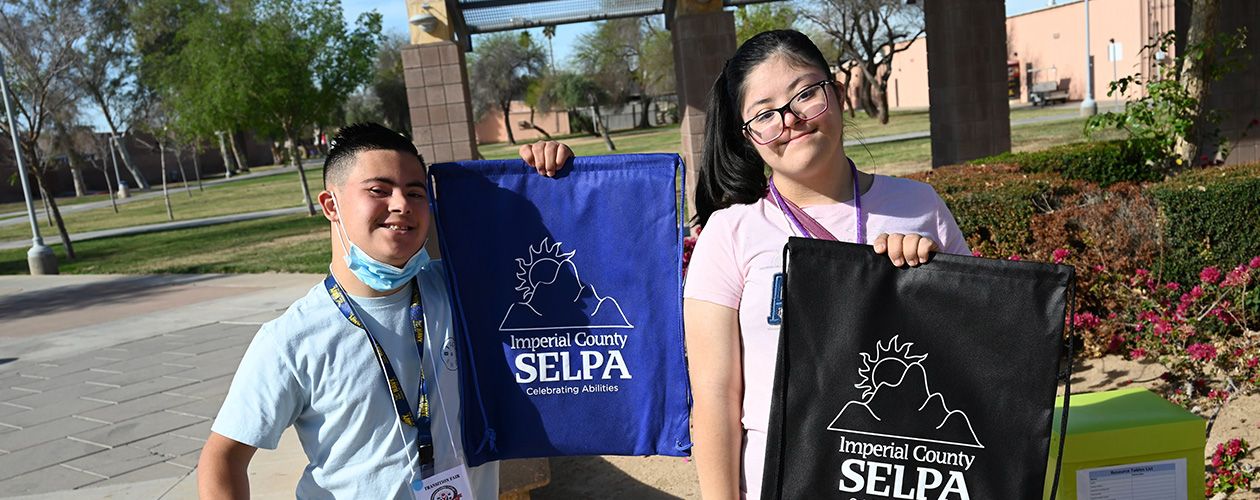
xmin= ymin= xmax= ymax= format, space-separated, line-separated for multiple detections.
xmin=81 ymin=0 xmax=1058 ymax=131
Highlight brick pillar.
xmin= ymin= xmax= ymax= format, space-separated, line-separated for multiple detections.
xmin=923 ymin=0 xmax=1011 ymax=167
xmin=671 ymin=7 xmax=736 ymax=220
xmin=402 ymin=41 xmax=477 ymax=164
xmin=1207 ymin=0 xmax=1260 ymax=165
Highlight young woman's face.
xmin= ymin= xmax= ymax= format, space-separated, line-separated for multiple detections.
xmin=739 ymin=54 xmax=844 ymax=181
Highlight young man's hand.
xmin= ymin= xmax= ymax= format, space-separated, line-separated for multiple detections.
xmin=519 ymin=141 xmax=573 ymax=177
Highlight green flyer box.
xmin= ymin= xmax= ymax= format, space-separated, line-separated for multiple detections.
xmin=1043 ymin=387 xmax=1205 ymax=500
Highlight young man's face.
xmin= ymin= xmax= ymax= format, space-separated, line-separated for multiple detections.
xmin=329 ymin=149 xmax=430 ymax=267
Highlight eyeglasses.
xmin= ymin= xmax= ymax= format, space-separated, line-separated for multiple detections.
xmin=741 ymin=80 xmax=835 ymax=145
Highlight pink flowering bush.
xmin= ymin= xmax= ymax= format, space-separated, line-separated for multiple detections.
xmin=1206 ymin=438 xmax=1255 ymax=496
xmin=682 ymin=226 xmax=700 ymax=277
xmin=1103 ymin=257 xmax=1260 ymax=410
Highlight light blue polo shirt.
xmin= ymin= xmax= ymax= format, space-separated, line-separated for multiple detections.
xmin=213 ymin=261 xmax=497 ymax=499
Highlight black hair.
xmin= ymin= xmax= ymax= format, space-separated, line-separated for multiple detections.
xmin=694 ymin=29 xmax=835 ymax=228
xmin=322 ymin=122 xmax=424 ymax=187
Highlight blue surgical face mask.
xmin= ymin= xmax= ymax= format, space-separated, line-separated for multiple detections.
xmin=331 ymin=194 xmax=430 ymax=292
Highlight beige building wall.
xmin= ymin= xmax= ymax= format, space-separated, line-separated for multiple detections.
xmin=1007 ymin=0 xmax=1172 ymax=104
xmin=853 ymin=0 xmax=1176 ymax=111
xmin=474 ymin=101 xmax=572 ymax=145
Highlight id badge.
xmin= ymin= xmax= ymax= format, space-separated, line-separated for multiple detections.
xmin=412 ymin=464 xmax=474 ymax=500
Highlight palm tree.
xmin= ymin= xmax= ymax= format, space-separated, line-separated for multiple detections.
xmin=542 ymin=25 xmax=556 ymax=70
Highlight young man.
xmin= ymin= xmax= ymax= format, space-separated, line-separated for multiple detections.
xmin=198 ymin=123 xmax=570 ymax=499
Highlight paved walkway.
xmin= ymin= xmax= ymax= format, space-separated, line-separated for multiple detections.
xmin=0 ymin=275 xmax=687 ymax=499
xmin=0 ymin=273 xmax=316 ymax=498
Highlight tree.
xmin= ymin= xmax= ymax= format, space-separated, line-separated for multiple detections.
xmin=520 ymin=77 xmax=553 ymax=140
xmin=736 ymin=3 xmax=798 ymax=45
xmin=246 ymin=0 xmax=381 ymax=215
xmin=372 ymin=32 xmax=411 ymax=134
xmin=72 ymin=0 xmax=150 ymax=189
xmin=535 ymin=71 xmax=616 ymax=151
xmin=48 ymin=120 xmax=91 ymax=197
xmin=469 ymin=32 xmax=545 ymax=145
xmin=1170 ymin=0 xmax=1248 ymax=164
xmin=133 ymin=0 xmax=253 ymax=178
xmin=572 ymin=18 xmax=673 ymax=130
xmin=542 ymin=25 xmax=557 ymax=69
xmin=130 ymin=91 xmax=178 ymax=220
xmin=1086 ymin=28 xmax=1248 ymax=171
xmin=0 ymin=0 xmax=90 ymax=259
xmin=638 ymin=21 xmax=675 ymax=127
xmin=805 ymin=0 xmax=924 ymax=124
xmin=343 ymin=89 xmax=384 ymax=125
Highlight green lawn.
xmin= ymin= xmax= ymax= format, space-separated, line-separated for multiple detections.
xmin=0 ymin=169 xmax=322 ymax=242
xmin=0 ymin=164 xmax=293 ymax=215
xmin=480 ymin=108 xmax=1106 ymax=176
xmin=478 ymin=125 xmax=685 ymax=159
xmin=0 ymin=213 xmax=329 ymax=275
xmin=842 ymin=104 xmax=1075 ymax=140
xmin=851 ymin=117 xmax=1128 ymax=174
xmin=0 ymin=114 xmax=1131 ymax=275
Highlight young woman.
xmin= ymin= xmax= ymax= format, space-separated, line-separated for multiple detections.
xmin=683 ymin=30 xmax=971 ymax=498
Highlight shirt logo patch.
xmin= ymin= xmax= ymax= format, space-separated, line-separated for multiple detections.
xmin=442 ymin=337 xmax=458 ymax=371
xmin=767 ymin=272 xmax=784 ymax=325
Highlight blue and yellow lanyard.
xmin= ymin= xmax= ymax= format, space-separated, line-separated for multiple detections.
xmin=324 ymin=274 xmax=435 ymax=477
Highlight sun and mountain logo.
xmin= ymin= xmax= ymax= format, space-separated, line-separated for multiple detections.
xmin=499 ymin=238 xmax=634 ymax=332
xmin=827 ymin=335 xmax=983 ymax=449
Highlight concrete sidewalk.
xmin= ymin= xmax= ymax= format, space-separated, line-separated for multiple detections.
xmin=0 ymin=273 xmax=318 ymax=498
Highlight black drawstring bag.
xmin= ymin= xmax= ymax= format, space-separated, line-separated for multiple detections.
xmin=763 ymin=238 xmax=1074 ymax=499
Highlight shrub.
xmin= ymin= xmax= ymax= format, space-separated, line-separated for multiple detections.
xmin=1102 ymin=257 xmax=1260 ymax=416
xmin=1026 ymin=185 xmax=1165 ymax=356
xmin=1149 ymin=162 xmax=1260 ymax=285
xmin=909 ymin=164 xmax=1075 ymax=259
xmin=916 ymin=161 xmax=1260 ymax=358
xmin=969 ymin=140 xmax=1163 ymax=186
xmin=1207 ymin=438 xmax=1256 ymax=496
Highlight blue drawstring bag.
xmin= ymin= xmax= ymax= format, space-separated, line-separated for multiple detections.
xmin=428 ymin=154 xmax=692 ymax=466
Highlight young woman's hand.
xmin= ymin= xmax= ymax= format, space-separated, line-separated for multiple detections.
xmin=873 ymin=233 xmax=938 ymax=267
xmin=519 ymin=141 xmax=573 ymax=177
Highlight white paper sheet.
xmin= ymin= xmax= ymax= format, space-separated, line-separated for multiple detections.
xmin=1076 ymin=458 xmax=1187 ymax=500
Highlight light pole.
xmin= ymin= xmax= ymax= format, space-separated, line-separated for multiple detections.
xmin=1109 ymin=38 xmax=1119 ymax=105
xmin=0 ymin=57 xmax=58 ymax=274
xmin=1080 ymin=0 xmax=1098 ymax=116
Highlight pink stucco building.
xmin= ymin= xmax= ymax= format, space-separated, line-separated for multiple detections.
xmin=474 ymin=100 xmax=572 ymax=145
xmin=857 ymin=0 xmax=1177 ymax=109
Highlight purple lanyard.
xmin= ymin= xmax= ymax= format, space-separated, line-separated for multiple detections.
xmin=767 ymin=158 xmax=865 ymax=244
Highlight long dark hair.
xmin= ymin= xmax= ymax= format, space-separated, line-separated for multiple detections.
xmin=694 ymin=30 xmax=834 ymax=228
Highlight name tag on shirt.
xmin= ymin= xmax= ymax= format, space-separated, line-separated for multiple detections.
xmin=413 ymin=465 xmax=474 ymax=500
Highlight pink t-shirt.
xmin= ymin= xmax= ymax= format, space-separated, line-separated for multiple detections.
xmin=682 ymin=174 xmax=969 ymax=497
